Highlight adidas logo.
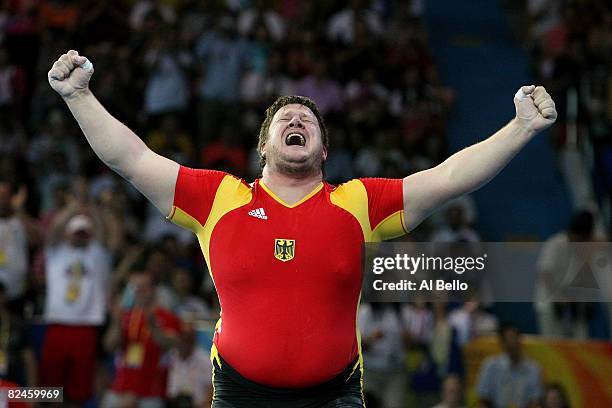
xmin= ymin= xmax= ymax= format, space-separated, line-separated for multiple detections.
xmin=248 ymin=208 xmax=268 ymax=220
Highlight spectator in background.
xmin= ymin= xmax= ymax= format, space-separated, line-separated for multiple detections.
xmin=170 ymin=267 xmax=210 ymax=321
xmin=476 ymin=323 xmax=543 ymax=408
xmin=526 ymin=0 xmax=563 ymax=45
xmin=430 ymin=203 xmax=480 ymax=243
xmin=429 ymin=301 xmax=463 ymax=379
xmin=40 ymin=208 xmax=111 ymax=406
xmin=242 ymin=21 xmax=272 ymax=89
xmin=541 ymin=383 xmax=570 ymax=408
xmin=104 ymin=270 xmax=180 ymax=408
xmin=89 ymin=175 xmax=132 ymax=254
xmin=237 ymin=0 xmax=285 ymax=43
xmin=74 ymin=0 xmax=131 ymax=46
xmin=430 ymin=203 xmax=491 ymax=300
xmin=359 ymin=302 xmax=406 ymax=408
xmin=0 ymin=46 xmax=26 ymax=116
xmin=336 ymin=16 xmax=381 ymax=82
xmin=353 ymin=132 xmax=382 ymax=177
xmin=345 ymin=68 xmax=389 ymax=117
xmin=130 ymin=0 xmax=176 ymax=31
xmin=0 ymin=282 xmax=37 ymax=387
xmin=167 ymin=321 xmax=213 ymax=408
xmin=195 ymin=14 xmax=249 ymax=137
xmin=200 ymin=124 xmax=248 ymax=176
xmin=448 ymin=300 xmax=498 ymax=347
xmin=143 ymin=26 xmax=192 ymax=120
xmin=38 ymin=180 xmax=69 ymax=231
xmin=327 ymin=0 xmax=383 ymax=45
xmin=175 ymin=0 xmax=208 ymax=48
xmin=345 ymin=71 xmax=390 ymax=133
xmin=431 ymin=374 xmax=466 ymax=408
xmin=241 ymin=49 xmax=295 ymax=109
xmin=324 ymin=125 xmax=354 ymax=184
xmin=401 ymin=299 xmax=443 ymax=406
xmin=146 ymin=114 xmax=195 ymax=165
xmin=122 ymin=246 xmax=177 ymax=311
xmin=295 ymin=60 xmax=344 ymax=116
xmin=0 ymin=181 xmax=41 ymax=306
xmin=401 ymin=300 xmax=434 ymax=346
xmin=536 ymin=210 xmax=596 ymax=339
xmin=0 ymin=116 xmax=26 ymax=158
xmin=38 ymin=0 xmax=80 ymax=38
xmin=354 ymin=130 xmax=408 ymax=177
xmin=427 ymin=196 xmax=477 ymax=234
xmin=27 ymin=109 xmax=81 ymax=212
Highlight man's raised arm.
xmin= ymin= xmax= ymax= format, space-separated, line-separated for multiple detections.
xmin=48 ymin=50 xmax=179 ymax=216
xmin=403 ymin=85 xmax=557 ymax=231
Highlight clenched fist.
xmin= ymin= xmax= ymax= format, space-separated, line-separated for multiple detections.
xmin=48 ymin=50 xmax=94 ymax=99
xmin=513 ymin=85 xmax=557 ymax=133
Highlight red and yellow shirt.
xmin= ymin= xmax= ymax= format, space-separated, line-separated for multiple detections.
xmin=168 ymin=166 xmax=407 ymax=387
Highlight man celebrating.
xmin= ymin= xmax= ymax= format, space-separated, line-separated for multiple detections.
xmin=48 ymin=50 xmax=556 ymax=407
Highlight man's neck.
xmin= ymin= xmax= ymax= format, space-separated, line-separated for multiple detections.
xmin=506 ymin=352 xmax=522 ymax=367
xmin=261 ymin=167 xmax=323 ymax=206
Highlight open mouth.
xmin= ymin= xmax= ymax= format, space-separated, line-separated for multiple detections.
xmin=285 ymin=133 xmax=306 ymax=147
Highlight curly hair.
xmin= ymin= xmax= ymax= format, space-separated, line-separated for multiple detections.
xmin=257 ymin=95 xmax=329 ymax=170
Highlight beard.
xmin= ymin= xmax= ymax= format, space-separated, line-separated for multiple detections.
xmin=266 ymin=144 xmax=325 ymax=177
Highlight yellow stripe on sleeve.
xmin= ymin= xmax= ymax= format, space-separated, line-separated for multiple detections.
xmin=371 ymin=210 xmax=408 ymax=241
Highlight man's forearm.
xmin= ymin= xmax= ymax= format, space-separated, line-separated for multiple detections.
xmin=403 ymin=86 xmax=557 ymax=231
xmin=438 ymin=118 xmax=536 ymax=198
xmin=49 ymin=50 xmax=179 ymax=216
xmin=63 ymin=90 xmax=148 ymax=179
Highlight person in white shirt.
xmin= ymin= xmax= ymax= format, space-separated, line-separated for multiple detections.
xmin=535 ymin=210 xmax=595 ymax=339
xmin=448 ymin=301 xmax=498 ymax=347
xmin=39 ymin=207 xmax=111 ymax=406
xmin=400 ymin=301 xmax=434 ymax=346
xmin=43 ymin=213 xmax=110 ymax=325
xmin=0 ymin=181 xmax=42 ymax=303
xmin=167 ymin=321 xmax=213 ymax=407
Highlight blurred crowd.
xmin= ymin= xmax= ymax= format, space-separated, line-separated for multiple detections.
xmin=0 ymin=0 xmax=608 ymax=407
xmin=526 ymin=0 xmax=612 ymax=226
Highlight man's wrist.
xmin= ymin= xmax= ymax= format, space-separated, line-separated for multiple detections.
xmin=511 ymin=117 xmax=537 ymax=138
xmin=63 ymin=88 xmax=92 ymax=103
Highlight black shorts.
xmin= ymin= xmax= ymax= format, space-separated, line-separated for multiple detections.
xmin=211 ymin=355 xmax=365 ymax=408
